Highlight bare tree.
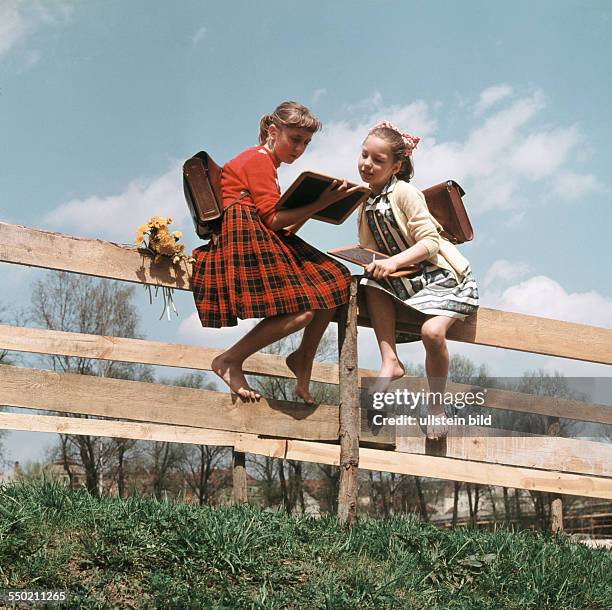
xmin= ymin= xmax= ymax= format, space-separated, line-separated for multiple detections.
xmin=181 ymin=444 xmax=229 ymax=505
xmin=248 ymin=455 xmax=282 ymax=508
xmin=29 ymin=271 xmax=153 ymax=497
xmin=452 ymin=481 xmax=462 ymax=526
xmin=164 ymin=372 xmax=230 ymax=505
xmin=317 ymin=463 xmax=340 ymax=513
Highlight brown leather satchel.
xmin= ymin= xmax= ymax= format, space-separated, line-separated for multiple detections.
xmin=421 ymin=180 xmax=474 ymax=244
xmin=183 ymin=151 xmax=224 ymax=240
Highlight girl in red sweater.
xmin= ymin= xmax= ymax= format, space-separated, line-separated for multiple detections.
xmin=192 ymin=101 xmax=357 ymax=402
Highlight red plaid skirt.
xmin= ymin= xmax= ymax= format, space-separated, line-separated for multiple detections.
xmin=191 ymin=203 xmax=351 ymax=327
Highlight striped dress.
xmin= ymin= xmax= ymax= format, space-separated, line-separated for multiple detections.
xmin=359 ymin=178 xmax=479 ymax=342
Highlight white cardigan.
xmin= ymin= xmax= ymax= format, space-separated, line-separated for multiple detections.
xmin=357 ymin=179 xmax=470 ymax=281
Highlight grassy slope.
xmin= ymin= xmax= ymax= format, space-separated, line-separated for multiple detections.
xmin=0 ymin=482 xmax=610 ymax=609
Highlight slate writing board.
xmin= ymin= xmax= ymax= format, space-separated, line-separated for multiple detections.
xmin=276 ymin=171 xmax=371 ymax=225
xmin=327 ymin=244 xmax=420 ymax=277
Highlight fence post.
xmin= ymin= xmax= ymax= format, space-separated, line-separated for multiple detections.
xmin=547 ymin=417 xmax=563 ymax=532
xmin=337 ymin=279 xmax=360 ymax=526
xmin=232 ymin=449 xmax=248 ymax=505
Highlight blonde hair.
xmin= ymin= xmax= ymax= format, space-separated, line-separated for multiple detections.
xmin=258 ymin=101 xmax=322 ymax=145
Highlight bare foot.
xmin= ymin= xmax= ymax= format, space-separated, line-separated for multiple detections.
xmin=367 ymin=360 xmax=406 ymax=395
xmin=286 ymin=350 xmax=315 ymax=405
xmin=211 ymin=354 xmax=261 ymax=402
xmin=426 ymin=404 xmax=449 ymax=440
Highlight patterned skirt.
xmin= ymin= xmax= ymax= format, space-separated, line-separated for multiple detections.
xmin=191 ymin=203 xmax=351 ymax=328
xmin=360 ymin=263 xmax=479 ymax=343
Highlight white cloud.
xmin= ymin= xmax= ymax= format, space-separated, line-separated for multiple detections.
xmin=312 ymin=88 xmax=326 ymax=103
xmin=178 ymin=313 xmax=258 ymax=349
xmin=279 ymin=99 xmax=437 ymax=189
xmin=0 ymin=1 xmax=28 ymax=58
xmin=43 ymin=163 xmax=188 ymax=241
xmin=21 ymin=48 xmax=40 ymax=68
xmin=509 ymin=126 xmax=580 ymax=180
xmin=474 ymin=84 xmax=513 ymax=115
xmin=282 ymin=89 xmax=598 ymax=214
xmin=456 ymin=92 xmax=545 ymax=178
xmin=42 ymin=87 xmax=602 ymax=245
xmin=504 ymin=210 xmax=525 ymax=227
xmin=437 ymin=272 xmax=612 ymax=376
xmin=553 ymin=171 xmax=600 ymax=201
xmin=0 ymin=1 xmax=73 ymax=59
xmin=484 ymin=259 xmax=531 ymax=289
xmin=192 ymin=25 xmax=207 ymax=45
xmin=487 ymin=275 xmax=611 ymax=328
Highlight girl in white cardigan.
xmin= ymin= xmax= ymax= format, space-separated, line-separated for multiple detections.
xmin=357 ymin=122 xmax=479 ymax=440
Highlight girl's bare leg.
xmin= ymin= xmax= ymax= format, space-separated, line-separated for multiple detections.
xmin=420 ymin=315 xmax=457 ymax=440
xmin=363 ymin=286 xmax=405 ymax=394
xmin=286 ymin=307 xmax=336 ymax=404
xmin=212 ymin=310 xmax=315 ymax=401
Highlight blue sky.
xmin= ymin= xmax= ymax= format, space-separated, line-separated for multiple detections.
xmin=1 ymin=1 xmax=611 ymax=465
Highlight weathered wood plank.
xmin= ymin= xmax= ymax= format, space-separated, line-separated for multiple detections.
xmin=396 ymin=426 xmax=612 ymax=477
xmin=0 ymin=324 xmax=341 ymax=385
xmin=0 ymin=222 xmax=192 ymax=288
xmin=2 ymin=411 xmax=610 ymax=499
xmin=234 ymin=435 xmax=287 ymax=459
xmin=359 ymin=300 xmax=612 ymax=365
xmin=2 ymin=324 xmax=609 ymax=424
xmin=0 ymin=411 xmax=237 ymax=445
xmin=286 ymin=440 xmax=612 ymax=500
xmin=2 ymin=222 xmax=611 ymax=364
xmin=465 ymin=384 xmax=612 ymax=425
xmin=0 ymin=411 xmax=288 ymax=457
xmin=0 ymin=365 xmax=389 ymax=445
xmin=444 ymin=308 xmax=612 ymax=365
xmin=0 ymin=365 xmax=340 ymax=441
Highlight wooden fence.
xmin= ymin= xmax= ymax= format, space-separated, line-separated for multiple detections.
xmin=0 ymin=221 xmax=611 ymax=527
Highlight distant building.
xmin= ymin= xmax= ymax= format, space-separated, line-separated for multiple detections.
xmin=43 ymin=459 xmax=87 ymax=489
xmin=0 ymin=461 xmax=23 ymax=484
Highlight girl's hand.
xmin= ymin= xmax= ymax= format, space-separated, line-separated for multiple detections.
xmin=365 ymin=257 xmax=398 ymax=279
xmin=314 ymin=179 xmax=362 ymax=211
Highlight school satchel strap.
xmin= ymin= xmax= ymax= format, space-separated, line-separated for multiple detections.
xmin=421 ymin=180 xmax=474 ymax=244
xmin=182 ymin=151 xmax=224 ymax=240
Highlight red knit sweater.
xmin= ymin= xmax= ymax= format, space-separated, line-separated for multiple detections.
xmin=220 ymin=146 xmax=281 ymax=226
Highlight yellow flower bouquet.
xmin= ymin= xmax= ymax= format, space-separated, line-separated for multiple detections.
xmin=135 ymin=216 xmax=194 ymax=264
xmin=134 ymin=216 xmax=194 ymax=320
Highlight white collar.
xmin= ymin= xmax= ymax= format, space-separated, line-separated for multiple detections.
xmin=381 ymin=175 xmax=398 ymax=197
xmin=366 ymin=175 xmax=397 ymax=209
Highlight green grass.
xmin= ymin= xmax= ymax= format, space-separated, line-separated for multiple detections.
xmin=1 ymin=481 xmax=610 ymax=609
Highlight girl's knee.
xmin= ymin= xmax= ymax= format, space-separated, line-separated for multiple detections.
xmin=297 ymin=310 xmax=315 ymax=325
xmin=421 ymin=323 xmax=447 ymax=348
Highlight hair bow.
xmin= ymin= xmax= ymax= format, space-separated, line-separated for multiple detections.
xmin=371 ymin=121 xmax=420 ymax=156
